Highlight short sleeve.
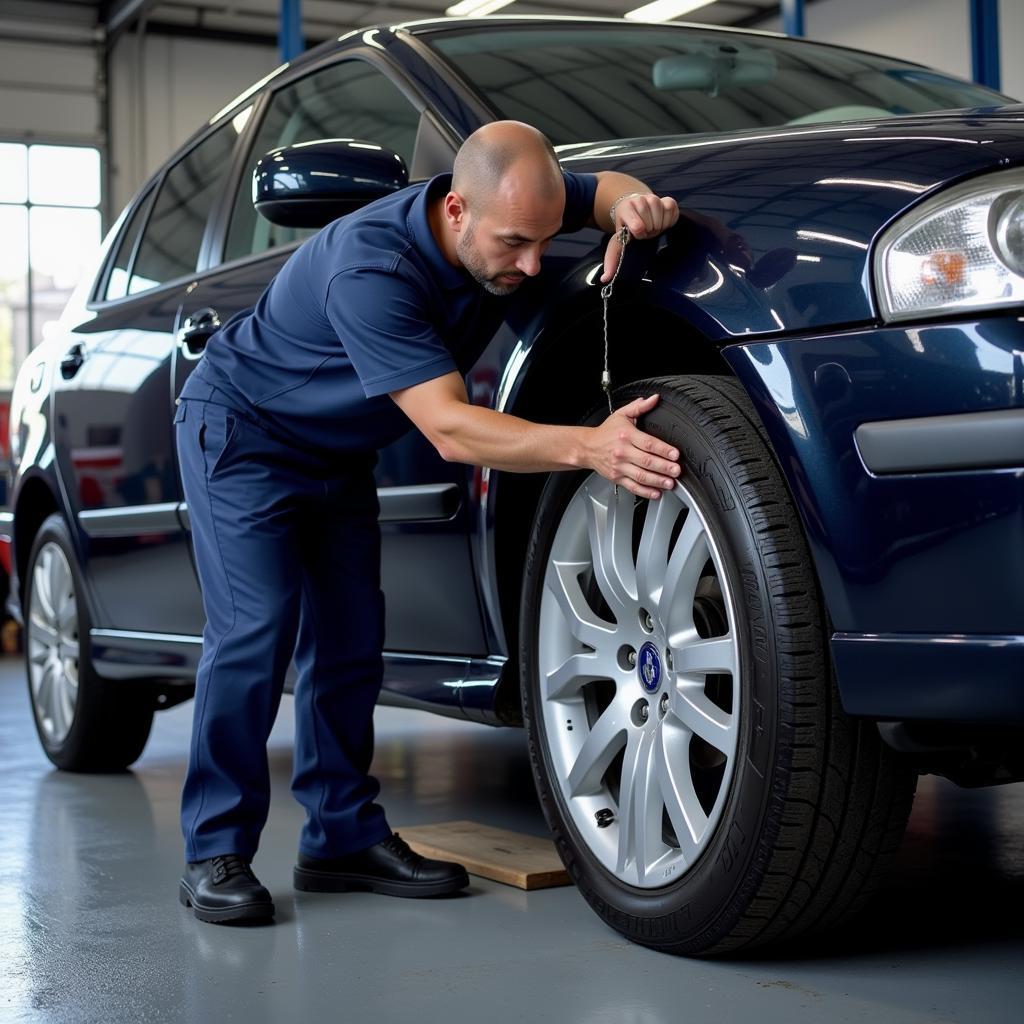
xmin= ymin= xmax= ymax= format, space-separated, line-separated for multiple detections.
xmin=325 ymin=266 xmax=457 ymax=398
xmin=561 ymin=171 xmax=598 ymax=233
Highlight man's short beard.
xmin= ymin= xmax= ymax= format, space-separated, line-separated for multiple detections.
xmin=456 ymin=229 xmax=522 ymax=297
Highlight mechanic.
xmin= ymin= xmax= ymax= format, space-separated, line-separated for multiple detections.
xmin=175 ymin=120 xmax=681 ymax=924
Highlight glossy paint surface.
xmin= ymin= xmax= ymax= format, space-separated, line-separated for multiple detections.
xmin=725 ymin=317 xmax=1024 ymax=719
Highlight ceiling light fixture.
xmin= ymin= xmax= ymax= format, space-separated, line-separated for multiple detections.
xmin=445 ymin=0 xmax=517 ymax=16
xmin=625 ymin=0 xmax=718 ymax=22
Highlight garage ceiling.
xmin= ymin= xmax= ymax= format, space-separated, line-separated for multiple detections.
xmin=1 ymin=0 xmax=797 ymax=47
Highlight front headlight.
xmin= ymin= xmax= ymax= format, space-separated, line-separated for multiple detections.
xmin=874 ymin=168 xmax=1024 ymax=321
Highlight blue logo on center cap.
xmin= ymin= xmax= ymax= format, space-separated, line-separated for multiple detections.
xmin=637 ymin=642 xmax=661 ymax=693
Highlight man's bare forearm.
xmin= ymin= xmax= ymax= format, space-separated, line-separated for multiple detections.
xmin=428 ymin=400 xmax=591 ymax=472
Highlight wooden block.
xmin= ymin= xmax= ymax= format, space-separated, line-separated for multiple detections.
xmin=397 ymin=820 xmax=571 ymax=891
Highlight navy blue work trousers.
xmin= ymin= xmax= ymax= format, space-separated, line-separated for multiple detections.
xmin=174 ymin=397 xmax=391 ymax=863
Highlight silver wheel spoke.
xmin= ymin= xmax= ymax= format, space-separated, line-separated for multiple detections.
xmin=35 ymin=663 xmax=53 ymax=713
xmin=657 ymin=723 xmax=707 ymax=864
xmin=29 ymin=613 xmax=58 ymax=647
xmin=670 ymin=633 xmax=737 ymax=678
xmin=34 ymin=552 xmax=55 ymax=621
xmin=567 ymin=702 xmax=627 ymax=798
xmin=28 ymin=642 xmax=51 ymax=667
xmin=56 ymin=676 xmax=75 ymax=737
xmin=583 ymin=478 xmax=637 ymax=617
xmin=657 ymin=511 xmax=708 ymax=627
xmin=545 ymin=560 xmax=616 ymax=653
xmin=62 ymin=638 xmax=80 ymax=661
xmin=636 ymin=496 xmax=677 ymax=610
xmin=669 ymin=682 xmax=736 ymax=755
xmin=544 ymin=650 xmax=604 ymax=701
xmin=615 ymin=729 xmax=660 ymax=884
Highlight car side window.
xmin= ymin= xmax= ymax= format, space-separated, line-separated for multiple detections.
xmin=128 ymin=118 xmax=242 ymax=295
xmin=223 ymin=59 xmax=421 ymax=264
xmin=102 ymin=186 xmax=154 ymax=301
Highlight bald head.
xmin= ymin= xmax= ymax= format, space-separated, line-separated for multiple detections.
xmin=452 ymin=121 xmax=563 ymax=216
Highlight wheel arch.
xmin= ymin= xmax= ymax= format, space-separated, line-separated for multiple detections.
xmin=12 ymin=473 xmax=63 ymax=612
xmin=486 ymin=300 xmax=738 ymax=723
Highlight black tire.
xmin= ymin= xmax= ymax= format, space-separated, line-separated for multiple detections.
xmin=24 ymin=513 xmax=154 ymax=771
xmin=520 ymin=375 xmax=916 ymax=956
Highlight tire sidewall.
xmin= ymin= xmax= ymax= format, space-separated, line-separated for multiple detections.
xmin=521 ymin=381 xmax=787 ymax=949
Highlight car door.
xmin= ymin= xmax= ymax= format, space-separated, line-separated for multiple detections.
xmin=174 ymin=54 xmax=488 ymax=657
xmin=50 ymin=118 xmax=246 ymax=636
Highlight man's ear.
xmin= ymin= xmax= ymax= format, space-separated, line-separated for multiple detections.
xmin=444 ymin=191 xmax=467 ymax=233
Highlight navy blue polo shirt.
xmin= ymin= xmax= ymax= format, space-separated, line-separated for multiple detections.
xmin=184 ymin=170 xmax=598 ymax=454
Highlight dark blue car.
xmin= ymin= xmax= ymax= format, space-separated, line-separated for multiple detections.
xmin=6 ymin=17 xmax=1023 ymax=955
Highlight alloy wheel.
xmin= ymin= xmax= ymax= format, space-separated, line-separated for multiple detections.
xmin=27 ymin=541 xmax=80 ymax=745
xmin=537 ymin=475 xmax=740 ymax=888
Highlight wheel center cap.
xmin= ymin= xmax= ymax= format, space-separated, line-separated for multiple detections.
xmin=637 ymin=641 xmax=662 ymax=693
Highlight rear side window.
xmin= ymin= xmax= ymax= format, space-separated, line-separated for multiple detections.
xmin=223 ymin=60 xmax=421 ymax=264
xmin=102 ymin=188 xmax=153 ymax=301
xmin=128 ymin=119 xmax=241 ymax=294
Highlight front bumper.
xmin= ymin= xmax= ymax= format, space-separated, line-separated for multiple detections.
xmin=725 ymin=315 xmax=1024 ymax=723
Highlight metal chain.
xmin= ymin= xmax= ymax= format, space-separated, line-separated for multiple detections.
xmin=600 ymin=225 xmax=631 ymax=414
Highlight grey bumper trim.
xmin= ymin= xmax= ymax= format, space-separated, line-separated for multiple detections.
xmin=855 ymin=408 xmax=1024 ymax=474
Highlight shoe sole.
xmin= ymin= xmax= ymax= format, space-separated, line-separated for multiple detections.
xmin=293 ymin=866 xmax=470 ymax=898
xmin=179 ymin=882 xmax=275 ymax=924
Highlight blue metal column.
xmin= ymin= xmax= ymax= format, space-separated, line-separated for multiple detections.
xmin=781 ymin=0 xmax=805 ymax=37
xmin=279 ymin=0 xmax=303 ymax=63
xmin=970 ymin=0 xmax=1001 ymax=90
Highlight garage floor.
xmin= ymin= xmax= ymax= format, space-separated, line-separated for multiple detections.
xmin=1 ymin=655 xmax=1021 ymax=1024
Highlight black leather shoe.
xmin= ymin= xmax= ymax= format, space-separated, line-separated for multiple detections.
xmin=179 ymin=854 xmax=275 ymax=924
xmin=294 ymin=832 xmax=469 ymax=897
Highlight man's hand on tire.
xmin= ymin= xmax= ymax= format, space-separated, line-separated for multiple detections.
xmin=585 ymin=394 xmax=681 ymax=500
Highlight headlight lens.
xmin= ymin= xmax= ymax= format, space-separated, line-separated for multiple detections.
xmin=875 ymin=169 xmax=1024 ymax=321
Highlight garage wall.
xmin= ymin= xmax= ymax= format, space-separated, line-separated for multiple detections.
xmin=108 ymin=34 xmax=278 ymax=217
xmin=753 ymin=0 xmax=1024 ymax=100
xmin=0 ymin=38 xmax=101 ymax=144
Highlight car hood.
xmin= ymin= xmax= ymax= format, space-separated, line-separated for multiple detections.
xmin=558 ymin=106 xmax=1024 ymax=338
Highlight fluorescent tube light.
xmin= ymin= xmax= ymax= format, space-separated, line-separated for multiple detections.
xmin=446 ymin=0 xmax=516 ymax=15
xmin=625 ymin=0 xmax=717 ymax=21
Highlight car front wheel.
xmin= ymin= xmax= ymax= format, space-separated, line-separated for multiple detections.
xmin=25 ymin=513 xmax=154 ymax=771
xmin=520 ymin=375 xmax=916 ymax=955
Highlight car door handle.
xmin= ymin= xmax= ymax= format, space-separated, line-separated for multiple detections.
xmin=178 ymin=307 xmax=221 ymax=360
xmin=60 ymin=343 xmax=86 ymax=380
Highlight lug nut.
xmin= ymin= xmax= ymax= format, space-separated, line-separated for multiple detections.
xmin=659 ymin=693 xmax=669 ymax=717
xmin=639 ymin=703 xmax=649 ymax=722
xmin=627 ymin=650 xmax=637 ymax=667
xmin=665 ymin=650 xmax=674 ymax=671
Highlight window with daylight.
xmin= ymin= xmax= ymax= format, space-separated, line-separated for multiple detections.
xmin=0 ymin=143 xmax=102 ymax=389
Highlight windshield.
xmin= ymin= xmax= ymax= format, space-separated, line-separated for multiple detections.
xmin=426 ymin=25 xmax=1014 ymax=146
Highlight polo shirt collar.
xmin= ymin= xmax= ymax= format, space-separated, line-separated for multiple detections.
xmin=408 ymin=173 xmax=471 ymax=291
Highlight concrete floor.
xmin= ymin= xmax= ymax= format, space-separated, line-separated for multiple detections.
xmin=0 ymin=655 xmax=1021 ymax=1024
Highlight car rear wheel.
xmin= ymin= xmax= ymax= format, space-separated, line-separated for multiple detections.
xmin=25 ymin=513 xmax=154 ymax=771
xmin=520 ymin=375 xmax=917 ymax=955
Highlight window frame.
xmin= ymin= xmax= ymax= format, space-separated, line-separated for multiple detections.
xmin=91 ymin=182 xmax=157 ymax=305
xmin=87 ymin=108 xmax=255 ymax=310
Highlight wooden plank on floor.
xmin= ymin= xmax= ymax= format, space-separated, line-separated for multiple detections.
xmin=398 ymin=820 xmax=571 ymax=890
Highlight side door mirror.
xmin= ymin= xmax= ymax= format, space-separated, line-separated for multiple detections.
xmin=253 ymin=138 xmax=409 ymax=228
